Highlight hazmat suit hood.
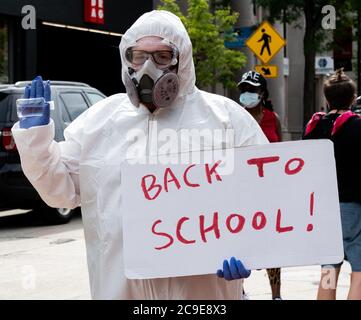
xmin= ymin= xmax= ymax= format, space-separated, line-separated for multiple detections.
xmin=119 ymin=10 xmax=196 ymax=104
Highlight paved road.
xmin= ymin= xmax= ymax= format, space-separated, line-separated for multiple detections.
xmin=0 ymin=209 xmax=91 ymax=299
xmin=0 ymin=209 xmax=352 ymax=300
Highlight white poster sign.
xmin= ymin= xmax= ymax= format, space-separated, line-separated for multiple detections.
xmin=121 ymin=140 xmax=343 ymax=279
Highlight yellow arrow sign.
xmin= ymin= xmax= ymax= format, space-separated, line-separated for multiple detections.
xmin=246 ymin=21 xmax=286 ymax=64
xmin=255 ymin=65 xmax=278 ymax=78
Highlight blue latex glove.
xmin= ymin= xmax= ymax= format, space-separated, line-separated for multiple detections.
xmin=217 ymin=257 xmax=251 ymax=281
xmin=19 ymin=75 xmax=51 ymax=129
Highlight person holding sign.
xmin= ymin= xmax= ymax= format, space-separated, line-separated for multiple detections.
xmin=11 ymin=10 xmax=267 ymax=299
xmin=303 ymin=69 xmax=361 ymax=300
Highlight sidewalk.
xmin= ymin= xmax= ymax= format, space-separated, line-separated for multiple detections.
xmin=246 ymin=263 xmax=352 ymax=300
xmin=0 ymin=211 xmax=352 ymax=300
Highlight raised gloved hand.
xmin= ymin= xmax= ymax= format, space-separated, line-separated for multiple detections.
xmin=217 ymin=257 xmax=251 ymax=280
xmin=18 ymin=76 xmax=51 ymax=129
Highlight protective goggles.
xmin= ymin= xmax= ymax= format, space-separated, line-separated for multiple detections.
xmin=125 ymin=47 xmax=178 ymax=68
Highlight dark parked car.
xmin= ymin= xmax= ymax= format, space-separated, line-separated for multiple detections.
xmin=0 ymin=81 xmax=106 ymax=224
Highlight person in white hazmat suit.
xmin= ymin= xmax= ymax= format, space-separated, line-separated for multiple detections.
xmin=12 ymin=10 xmax=268 ymax=299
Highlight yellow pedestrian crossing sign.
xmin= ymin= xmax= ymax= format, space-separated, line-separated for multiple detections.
xmin=246 ymin=21 xmax=286 ymax=64
xmin=255 ymin=65 xmax=278 ymax=78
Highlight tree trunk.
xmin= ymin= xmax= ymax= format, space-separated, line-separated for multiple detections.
xmin=303 ymin=1 xmax=316 ymax=127
xmin=303 ymin=45 xmax=316 ymax=126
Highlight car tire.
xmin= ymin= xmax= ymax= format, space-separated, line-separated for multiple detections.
xmin=38 ymin=205 xmax=75 ymax=225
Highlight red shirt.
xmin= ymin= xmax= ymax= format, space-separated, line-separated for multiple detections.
xmin=259 ymin=108 xmax=280 ymax=143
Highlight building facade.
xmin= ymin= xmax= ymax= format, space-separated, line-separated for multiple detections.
xmin=1 ymin=1 xmax=357 ymax=138
xmin=0 ymin=0 xmax=152 ymax=95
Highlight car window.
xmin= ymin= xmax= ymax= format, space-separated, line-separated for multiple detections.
xmin=86 ymin=92 xmax=105 ymax=105
xmin=0 ymin=92 xmax=22 ymax=122
xmin=57 ymin=95 xmax=71 ymax=123
xmin=59 ymin=92 xmax=88 ymax=122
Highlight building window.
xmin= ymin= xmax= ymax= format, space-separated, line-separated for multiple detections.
xmin=0 ymin=19 xmax=8 ymax=83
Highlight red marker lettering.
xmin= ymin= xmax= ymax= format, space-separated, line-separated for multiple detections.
xmin=247 ymin=156 xmax=280 ymax=177
xmin=164 ymin=167 xmax=181 ymax=192
xmin=307 ymin=192 xmax=315 ymax=232
xmin=176 ymin=217 xmax=196 ymax=244
xmin=183 ymin=164 xmax=200 ymax=188
xmin=226 ymin=214 xmax=246 ymax=233
xmin=151 ymin=219 xmax=174 ymax=250
xmin=276 ymin=209 xmax=294 ymax=233
xmin=141 ymin=174 xmax=162 ymax=200
xmin=252 ymin=211 xmax=267 ymax=230
xmin=199 ymin=212 xmax=220 ymax=242
xmin=205 ymin=161 xmax=222 ymax=184
xmin=285 ymin=158 xmax=305 ymax=175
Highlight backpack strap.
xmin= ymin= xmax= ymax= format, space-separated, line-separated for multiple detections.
xmin=304 ymin=112 xmax=326 ymax=136
xmin=331 ymin=111 xmax=360 ymax=135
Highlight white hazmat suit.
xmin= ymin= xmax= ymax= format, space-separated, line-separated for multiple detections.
xmin=12 ymin=10 xmax=268 ymax=299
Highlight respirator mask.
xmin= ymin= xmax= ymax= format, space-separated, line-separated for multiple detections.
xmin=123 ymin=40 xmax=180 ymax=108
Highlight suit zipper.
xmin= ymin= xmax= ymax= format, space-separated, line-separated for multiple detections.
xmin=147 ymin=113 xmax=155 ymax=156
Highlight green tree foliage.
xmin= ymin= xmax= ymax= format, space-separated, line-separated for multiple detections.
xmin=158 ymin=0 xmax=246 ymax=89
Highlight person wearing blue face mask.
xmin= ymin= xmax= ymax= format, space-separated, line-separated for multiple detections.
xmin=238 ymin=71 xmax=282 ymax=143
xmin=241 ymin=71 xmax=282 ymax=300
xmin=216 ymin=71 xmax=283 ymax=300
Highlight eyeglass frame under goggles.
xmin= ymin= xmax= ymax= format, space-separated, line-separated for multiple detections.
xmin=125 ymin=47 xmax=178 ymax=68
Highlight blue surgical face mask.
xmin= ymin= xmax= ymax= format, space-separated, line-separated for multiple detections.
xmin=239 ymin=92 xmax=261 ymax=109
